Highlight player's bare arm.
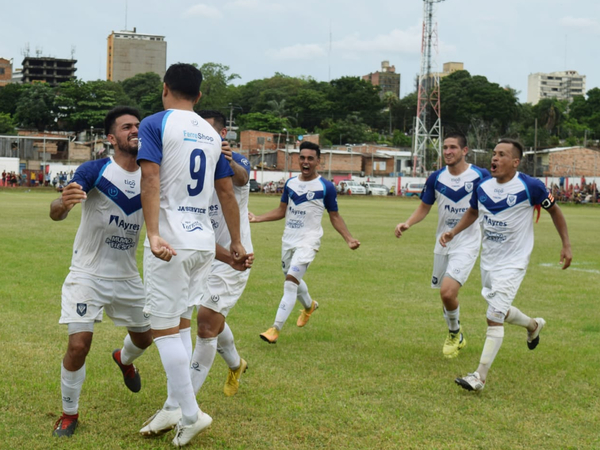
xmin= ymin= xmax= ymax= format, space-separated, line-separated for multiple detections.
xmin=215 ymin=243 xmax=254 ymax=271
xmin=220 ymin=141 xmax=249 ymax=187
xmin=50 ymin=182 xmax=87 ymax=221
xmin=139 ymin=160 xmax=176 ymax=261
xmin=439 ymin=207 xmax=478 ymax=247
xmin=395 ymin=202 xmax=432 ymax=238
xmin=546 ymin=204 xmax=572 ymax=270
xmin=215 ymin=175 xmax=246 ymax=261
xmin=329 ymin=211 xmax=360 ymax=250
xmin=248 ymin=202 xmax=287 ymax=223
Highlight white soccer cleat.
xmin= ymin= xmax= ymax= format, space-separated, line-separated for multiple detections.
xmin=455 ymin=372 xmax=485 ymax=392
xmin=139 ymin=407 xmax=181 ymax=436
xmin=172 ymin=412 xmax=213 ymax=447
xmin=527 ymin=318 xmax=546 ymax=350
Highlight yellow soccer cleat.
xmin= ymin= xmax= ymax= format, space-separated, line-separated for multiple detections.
xmin=259 ymin=327 xmax=279 ymax=344
xmin=296 ymin=300 xmax=319 ymax=327
xmin=224 ymin=358 xmax=248 ymax=397
xmin=443 ymin=326 xmax=466 ymax=358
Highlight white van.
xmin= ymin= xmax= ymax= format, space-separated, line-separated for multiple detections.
xmin=404 ymin=183 xmax=425 ymax=197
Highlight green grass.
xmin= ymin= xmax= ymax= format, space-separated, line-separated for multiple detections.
xmin=0 ymin=188 xmax=599 ymax=449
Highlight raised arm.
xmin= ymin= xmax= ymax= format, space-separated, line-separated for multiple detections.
xmin=439 ymin=207 xmax=478 ymax=247
xmin=49 ymin=182 xmax=87 ymax=221
xmin=329 ymin=211 xmax=360 ymax=250
xmin=546 ymin=204 xmax=572 ymax=269
xmin=248 ymin=202 xmax=287 ymax=223
xmin=215 ymin=175 xmax=245 ymax=261
xmin=220 ymin=142 xmax=249 ymax=187
xmin=394 ymin=201 xmax=432 ymax=238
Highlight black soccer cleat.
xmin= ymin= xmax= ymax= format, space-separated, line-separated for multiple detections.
xmin=112 ymin=349 xmax=141 ymax=392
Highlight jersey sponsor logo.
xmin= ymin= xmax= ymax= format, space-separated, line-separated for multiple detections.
xmin=484 ymin=230 xmax=507 ymax=243
xmin=440 ymin=186 xmax=447 ymax=194
xmin=286 ymin=219 xmax=304 ymax=229
xmin=241 ymin=158 xmax=249 ymax=167
xmin=291 ymin=266 xmax=300 ymax=272
xmin=465 ymin=182 xmax=473 ymax=193
xmin=483 ymin=215 xmax=507 ymax=227
xmin=191 ymin=362 xmax=201 ymax=372
xmin=494 ymin=188 xmax=504 ymax=194
xmin=124 ymin=179 xmax=136 ymax=189
xmin=62 ymin=396 xmax=73 ymax=404
xmin=183 ymin=130 xmax=214 ymax=143
xmin=108 ymin=187 xmax=119 ymax=197
xmin=182 ymin=220 xmax=203 ymax=232
xmin=446 ymin=218 xmax=460 ymax=228
xmin=444 ymin=205 xmax=469 ymax=214
xmin=288 ymin=206 xmax=306 ymax=216
xmin=507 ymin=194 xmax=517 ymax=207
xmin=191 ymin=119 xmax=199 ymax=126
xmin=211 ymin=218 xmax=219 ymax=229
xmin=109 ymin=215 xmax=141 ymax=232
xmin=177 ymin=206 xmax=206 ymax=214
xmin=451 ymin=177 xmax=461 ymax=183
xmin=307 ymin=191 xmax=315 ymax=200
xmin=479 ymin=195 xmax=487 ymax=203
xmin=432 ymin=276 xmax=438 ymax=285
xmin=105 ymin=236 xmax=136 ymax=250
xmin=76 ymin=303 xmax=87 ymax=316
xmin=211 ymin=294 xmax=220 ymax=303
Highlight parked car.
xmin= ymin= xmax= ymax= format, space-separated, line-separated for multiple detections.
xmin=404 ymin=182 xmax=425 ymax=197
xmin=365 ymin=182 xmax=388 ymax=196
xmin=337 ymin=180 xmax=367 ymax=195
xmin=249 ymin=179 xmax=261 ymax=192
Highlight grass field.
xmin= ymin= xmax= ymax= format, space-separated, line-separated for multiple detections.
xmin=0 ymin=188 xmax=599 ymax=450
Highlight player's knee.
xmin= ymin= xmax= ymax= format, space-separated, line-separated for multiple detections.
xmin=67 ymin=337 xmax=92 ymax=359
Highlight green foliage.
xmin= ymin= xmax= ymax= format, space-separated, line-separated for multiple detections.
xmin=319 ymin=114 xmax=371 ymax=145
xmin=0 ymin=112 xmax=15 ymax=134
xmin=14 ymin=83 xmax=56 ymax=131
xmin=0 ymin=83 xmax=26 ymax=116
xmin=392 ymin=129 xmax=412 ymax=147
xmin=195 ymin=62 xmax=239 ymax=112
xmin=120 ymin=72 xmax=163 ymax=117
xmin=238 ymin=112 xmax=290 ymax=132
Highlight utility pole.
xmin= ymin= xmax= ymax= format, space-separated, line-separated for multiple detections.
xmin=534 ymin=118 xmax=538 ymax=177
xmin=228 ymin=103 xmax=234 ymax=132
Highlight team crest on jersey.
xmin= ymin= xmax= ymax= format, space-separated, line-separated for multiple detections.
xmin=76 ymin=303 xmax=87 ymax=316
xmin=465 ymin=182 xmax=473 ymax=193
xmin=507 ymin=194 xmax=517 ymax=206
xmin=307 ymin=191 xmax=315 ymax=200
xmin=211 ymin=294 xmax=220 ymax=303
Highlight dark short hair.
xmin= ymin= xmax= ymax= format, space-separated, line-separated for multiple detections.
xmin=104 ymin=106 xmax=141 ymax=136
xmin=444 ymin=132 xmax=467 ymax=149
xmin=198 ymin=110 xmax=227 ymax=133
xmin=498 ymin=138 xmax=523 ymax=159
xmin=299 ymin=141 xmax=320 ymax=158
xmin=164 ymin=63 xmax=203 ymax=101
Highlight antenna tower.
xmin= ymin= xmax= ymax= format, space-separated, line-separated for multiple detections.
xmin=413 ymin=0 xmax=444 ymax=176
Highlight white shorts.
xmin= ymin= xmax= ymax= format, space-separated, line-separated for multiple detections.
xmin=281 ymin=247 xmax=317 ymax=277
xmin=59 ymin=272 xmax=149 ymax=328
xmin=481 ymin=267 xmax=527 ymax=323
xmin=431 ymin=251 xmax=477 ymax=288
xmin=143 ymin=248 xmax=214 ymax=330
xmin=200 ymin=261 xmax=251 ymax=317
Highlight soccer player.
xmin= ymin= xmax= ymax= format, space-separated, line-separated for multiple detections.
xmin=137 ymin=63 xmax=245 ymax=447
xmin=50 ymin=106 xmax=152 ymax=438
xmin=180 ymin=109 xmax=253 ymax=398
xmin=250 ymin=141 xmax=360 ymax=344
xmin=440 ymin=138 xmax=572 ymax=391
xmin=395 ymin=133 xmax=489 ymax=358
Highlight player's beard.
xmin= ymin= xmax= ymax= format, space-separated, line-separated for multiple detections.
xmin=117 ymin=135 xmax=138 ymax=156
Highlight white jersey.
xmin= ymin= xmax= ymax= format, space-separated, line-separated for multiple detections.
xmin=280 ymin=175 xmax=338 ymax=251
xmin=137 ymin=110 xmax=233 ymax=250
xmin=69 ymin=157 xmax=143 ymax=279
xmin=421 ymin=164 xmax=489 ymax=255
xmin=471 ymin=172 xmax=554 ymax=271
xmin=209 ymin=152 xmax=253 ymax=253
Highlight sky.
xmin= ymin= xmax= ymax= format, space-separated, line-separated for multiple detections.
xmin=2 ymin=0 xmax=599 ymax=103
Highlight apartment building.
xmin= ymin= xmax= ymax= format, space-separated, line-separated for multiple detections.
xmin=527 ymin=71 xmax=586 ymax=105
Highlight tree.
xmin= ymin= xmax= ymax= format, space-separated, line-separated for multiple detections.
xmin=238 ymin=112 xmax=290 ymax=133
xmin=319 ymin=114 xmax=371 ymax=145
xmin=0 ymin=112 xmax=15 ymax=134
xmin=15 ymin=83 xmax=56 ymax=131
xmin=120 ymin=72 xmax=163 ymax=117
xmin=327 ymin=77 xmax=383 ymax=127
xmin=195 ymin=62 xmax=239 ymax=112
xmin=0 ymin=83 xmax=26 ymax=116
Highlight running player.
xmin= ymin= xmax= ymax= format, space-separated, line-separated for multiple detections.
xmin=250 ymin=141 xmax=360 ymax=344
xmin=395 ymin=133 xmax=489 ymax=358
xmin=50 ymin=106 xmax=152 ymax=438
xmin=440 ymin=138 xmax=572 ymax=391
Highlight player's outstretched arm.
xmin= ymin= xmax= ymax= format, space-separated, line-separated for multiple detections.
xmin=329 ymin=211 xmax=360 ymax=250
xmin=215 ymin=176 xmax=246 ymax=262
xmin=395 ymin=202 xmax=432 ymax=238
xmin=439 ymin=207 xmax=478 ymax=247
xmin=50 ymin=182 xmax=87 ymax=221
xmin=248 ymin=202 xmax=287 ymax=224
xmin=547 ymin=204 xmax=572 ymax=269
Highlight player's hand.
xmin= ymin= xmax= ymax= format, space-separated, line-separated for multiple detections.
xmin=149 ymin=235 xmax=177 ymax=261
xmin=221 ymin=141 xmax=233 ymax=161
xmin=560 ymin=245 xmax=572 ymax=270
xmin=347 ymin=238 xmax=360 ymax=250
xmin=395 ymin=222 xmax=410 ymax=238
xmin=230 ymin=241 xmax=246 ymax=263
xmin=248 ymin=211 xmax=258 ymax=223
xmin=61 ymin=182 xmax=87 ymax=210
xmin=439 ymin=231 xmax=454 ymax=247
xmin=230 ymin=252 xmax=254 ymax=271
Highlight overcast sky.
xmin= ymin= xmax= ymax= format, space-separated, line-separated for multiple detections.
xmin=2 ymin=0 xmax=599 ymax=102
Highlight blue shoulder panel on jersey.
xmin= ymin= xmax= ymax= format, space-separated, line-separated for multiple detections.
xmin=518 ymin=172 xmax=549 ymax=206
xmin=137 ymin=110 xmax=171 ymax=166
xmin=215 ymin=154 xmax=235 ymax=180
xmin=72 ymin=158 xmax=111 ymax=192
xmin=421 ymin=169 xmax=443 ymax=204
xmin=281 ymin=177 xmax=295 ymax=204
xmin=320 ymin=178 xmax=339 ymax=212
xmin=232 ymin=152 xmax=251 ymax=175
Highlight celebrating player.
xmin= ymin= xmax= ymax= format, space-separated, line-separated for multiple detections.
xmin=50 ymin=106 xmax=152 ymax=438
xmin=395 ymin=133 xmax=489 ymax=358
xmin=440 ymin=138 xmax=572 ymax=391
xmin=250 ymin=141 xmax=360 ymax=344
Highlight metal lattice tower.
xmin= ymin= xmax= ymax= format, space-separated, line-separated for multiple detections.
xmin=413 ymin=0 xmax=444 ymax=176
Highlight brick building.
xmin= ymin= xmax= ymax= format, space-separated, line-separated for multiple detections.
xmin=524 ymin=146 xmax=600 ymax=177
xmin=0 ymin=58 xmax=12 ymax=87
xmin=362 ymin=61 xmax=401 ymax=98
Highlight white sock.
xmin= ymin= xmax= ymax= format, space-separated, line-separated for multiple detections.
xmin=180 ymin=327 xmax=193 ymax=361
xmin=476 ymin=326 xmax=504 ymax=381
xmin=61 ymin=363 xmax=85 ymax=415
xmin=190 ymin=336 xmax=218 ymax=395
xmin=505 ymin=306 xmax=534 ymax=329
xmin=155 ymin=334 xmax=199 ymax=425
xmin=120 ymin=334 xmax=145 ymax=365
xmin=444 ymin=306 xmax=460 ymax=332
xmin=297 ymin=280 xmax=313 ymax=309
xmin=273 ymin=281 xmax=299 ymax=330
xmin=217 ymin=323 xmax=241 ymax=369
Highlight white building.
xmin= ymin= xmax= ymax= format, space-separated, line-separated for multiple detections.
xmin=527 ymin=71 xmax=586 ymax=105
